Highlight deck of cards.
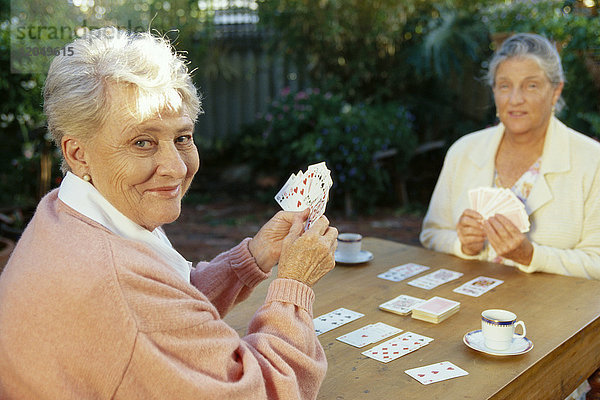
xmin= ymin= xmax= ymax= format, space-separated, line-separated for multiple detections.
xmin=379 ymin=294 xmax=427 ymax=316
xmin=275 ymin=162 xmax=333 ymax=229
xmin=468 ymin=187 xmax=530 ymax=232
xmin=411 ymin=296 xmax=460 ymax=324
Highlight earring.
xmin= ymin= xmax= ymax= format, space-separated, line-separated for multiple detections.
xmin=83 ymin=174 xmax=91 ymax=182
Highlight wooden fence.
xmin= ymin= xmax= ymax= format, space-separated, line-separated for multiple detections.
xmin=193 ymin=28 xmax=310 ymax=147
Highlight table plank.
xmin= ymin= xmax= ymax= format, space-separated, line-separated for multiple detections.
xmin=224 ymin=237 xmax=600 ymax=399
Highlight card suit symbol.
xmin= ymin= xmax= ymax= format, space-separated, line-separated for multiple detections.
xmin=447 ymin=367 xmax=454 ymax=370
xmin=361 ymin=335 xmax=368 ymax=337
xmin=372 ymin=351 xmax=378 ymax=354
xmin=391 ymin=343 xmax=397 ymax=346
xmin=383 ymin=356 xmax=389 ymax=359
xmin=297 ymin=201 xmax=302 ymax=208
xmin=403 ymin=347 xmax=409 ymax=350
xmin=393 ymin=351 xmax=399 ymax=355
xmin=300 ymin=189 xmax=304 ymax=195
xmin=418 ymin=374 xmax=425 ymax=377
xmin=432 ymin=371 xmax=439 ymax=374
xmin=293 ymin=187 xmax=298 ymax=193
xmin=303 ymin=178 xmax=307 ymax=184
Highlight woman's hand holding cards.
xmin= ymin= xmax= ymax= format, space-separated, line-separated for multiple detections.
xmin=457 ymin=209 xmax=486 ymax=256
xmin=278 ymin=216 xmax=338 ymax=287
xmin=483 ymin=214 xmax=534 ymax=265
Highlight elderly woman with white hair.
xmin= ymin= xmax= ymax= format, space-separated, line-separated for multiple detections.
xmin=0 ymin=28 xmax=338 ymax=399
xmin=420 ymin=32 xmax=600 ymax=279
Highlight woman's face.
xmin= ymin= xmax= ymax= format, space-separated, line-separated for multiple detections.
xmin=493 ymin=57 xmax=563 ymax=139
xmin=84 ymin=93 xmax=199 ymax=231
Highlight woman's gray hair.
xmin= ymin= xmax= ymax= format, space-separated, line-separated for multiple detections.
xmin=486 ymin=33 xmax=565 ymax=110
xmin=43 ymin=27 xmax=202 ymax=172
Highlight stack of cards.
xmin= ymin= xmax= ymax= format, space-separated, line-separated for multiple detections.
xmin=336 ymin=322 xmax=402 ymax=348
xmin=405 ymin=361 xmax=468 ymax=385
xmin=313 ymin=308 xmax=364 ymax=336
xmin=361 ymin=331 xmax=433 ymax=363
xmin=407 ymin=268 xmax=463 ymax=290
xmin=275 ymin=162 xmax=333 ymax=229
xmin=468 ymin=187 xmax=530 ymax=232
xmin=377 ymin=263 xmax=430 ymax=282
xmin=379 ymin=294 xmax=426 ymax=316
xmin=411 ymin=296 xmax=460 ymax=324
xmin=453 ymin=276 xmax=504 ymax=297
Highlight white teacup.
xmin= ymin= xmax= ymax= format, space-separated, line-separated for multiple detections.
xmin=336 ymin=233 xmax=362 ymax=259
xmin=481 ymin=309 xmax=526 ymax=351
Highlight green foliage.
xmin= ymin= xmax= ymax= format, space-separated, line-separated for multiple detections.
xmin=239 ymin=87 xmax=417 ymax=211
xmin=256 ymin=0 xmax=495 ymax=146
xmin=0 ymin=18 xmax=56 ymax=208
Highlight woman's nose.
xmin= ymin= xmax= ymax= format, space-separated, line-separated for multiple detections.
xmin=156 ymin=142 xmax=187 ymax=178
xmin=509 ymin=87 xmax=525 ymax=104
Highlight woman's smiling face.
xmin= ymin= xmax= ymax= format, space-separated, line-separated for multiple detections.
xmin=83 ymin=89 xmax=199 ymax=231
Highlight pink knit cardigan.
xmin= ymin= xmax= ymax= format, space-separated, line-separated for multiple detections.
xmin=0 ymin=190 xmax=326 ymax=399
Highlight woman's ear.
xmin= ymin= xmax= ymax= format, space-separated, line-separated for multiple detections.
xmin=552 ymin=82 xmax=564 ymax=105
xmin=61 ymin=136 xmax=90 ymax=177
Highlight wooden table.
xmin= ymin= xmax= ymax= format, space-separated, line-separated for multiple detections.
xmin=224 ymin=238 xmax=600 ymax=399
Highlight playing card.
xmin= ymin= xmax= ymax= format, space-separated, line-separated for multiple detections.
xmin=379 ymin=294 xmax=427 ymax=315
xmin=407 ymin=268 xmax=463 ymax=290
xmin=405 ymin=361 xmax=469 ymax=385
xmin=411 ymin=296 xmax=460 ymax=316
xmin=275 ymin=162 xmax=333 ymax=230
xmin=313 ymin=307 xmax=364 ymax=336
xmin=377 ymin=263 xmax=430 ymax=282
xmin=361 ymin=331 xmax=433 ymax=363
xmin=468 ymin=187 xmax=530 ymax=232
xmin=336 ymin=322 xmax=402 ymax=348
xmin=453 ymin=276 xmax=504 ymax=297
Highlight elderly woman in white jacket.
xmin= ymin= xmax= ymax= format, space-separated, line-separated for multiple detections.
xmin=420 ymin=33 xmax=600 ymax=280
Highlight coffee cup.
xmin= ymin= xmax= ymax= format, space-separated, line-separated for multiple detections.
xmin=481 ymin=309 xmax=526 ymax=351
xmin=336 ymin=233 xmax=362 ymax=259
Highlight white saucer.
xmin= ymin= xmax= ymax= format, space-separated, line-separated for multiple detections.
xmin=463 ymin=329 xmax=533 ymax=356
xmin=334 ymin=250 xmax=373 ymax=264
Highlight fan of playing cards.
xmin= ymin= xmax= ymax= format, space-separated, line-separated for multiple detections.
xmin=468 ymin=187 xmax=530 ymax=233
xmin=275 ymin=162 xmax=333 ymax=229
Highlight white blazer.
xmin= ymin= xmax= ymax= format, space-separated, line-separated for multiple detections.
xmin=420 ymin=116 xmax=600 ymax=279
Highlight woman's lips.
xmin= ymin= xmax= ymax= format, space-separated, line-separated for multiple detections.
xmin=147 ymin=185 xmax=181 ymax=198
xmin=508 ymin=110 xmax=527 ymax=117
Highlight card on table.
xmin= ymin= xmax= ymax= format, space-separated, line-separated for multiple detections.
xmin=275 ymin=162 xmax=333 ymax=230
xmin=377 ymin=263 xmax=430 ymax=282
xmin=453 ymin=276 xmax=504 ymax=297
xmin=405 ymin=361 xmax=468 ymax=385
xmin=313 ymin=307 xmax=364 ymax=336
xmin=361 ymin=331 xmax=433 ymax=363
xmin=407 ymin=268 xmax=464 ymax=290
xmin=379 ymin=294 xmax=427 ymax=316
xmin=336 ymin=322 xmax=402 ymax=348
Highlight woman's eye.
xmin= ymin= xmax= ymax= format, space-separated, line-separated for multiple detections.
xmin=135 ymin=140 xmax=152 ymax=148
xmin=176 ymin=135 xmax=192 ymax=144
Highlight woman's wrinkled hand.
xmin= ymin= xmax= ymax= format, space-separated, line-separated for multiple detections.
xmin=457 ymin=209 xmax=486 ymax=256
xmin=483 ymin=214 xmax=533 ymax=265
xmin=249 ymin=209 xmax=310 ymax=273
xmin=277 ymin=215 xmax=338 ymax=287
